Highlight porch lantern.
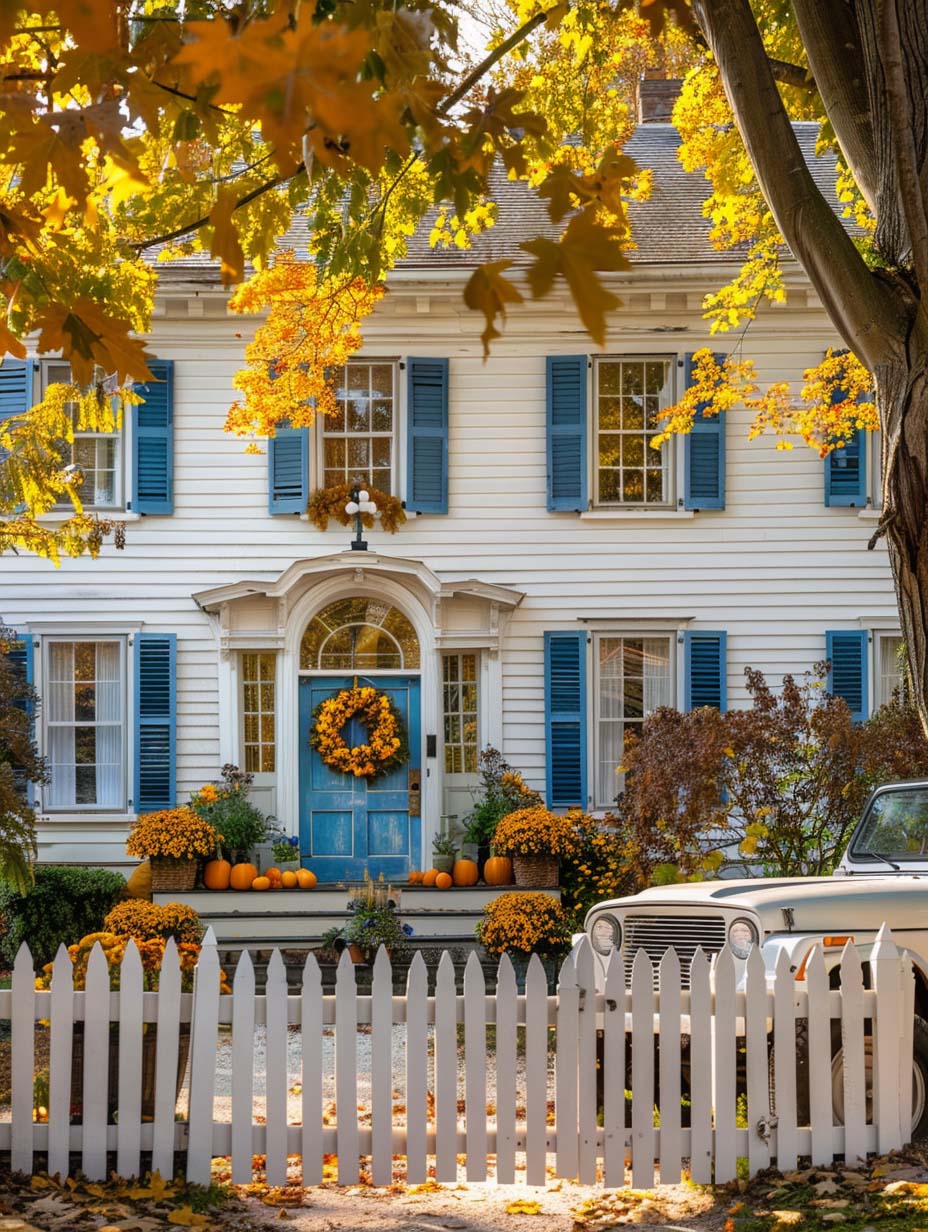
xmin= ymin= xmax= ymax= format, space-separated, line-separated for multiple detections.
xmin=345 ymin=484 xmax=378 ymax=552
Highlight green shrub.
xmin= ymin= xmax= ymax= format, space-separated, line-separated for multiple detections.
xmin=0 ymin=865 xmax=126 ymax=968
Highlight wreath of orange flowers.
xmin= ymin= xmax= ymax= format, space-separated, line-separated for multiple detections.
xmin=309 ymin=685 xmax=408 ymax=779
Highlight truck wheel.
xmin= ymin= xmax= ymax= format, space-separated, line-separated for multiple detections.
xmin=830 ymin=1015 xmax=928 ymax=1140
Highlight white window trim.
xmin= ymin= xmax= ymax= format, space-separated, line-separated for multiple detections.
xmin=587 ymin=627 xmax=679 ymax=811
xmin=589 ymin=355 xmax=679 ymax=512
xmin=38 ymin=634 xmax=132 ymax=817
xmin=312 ymin=357 xmax=405 ymax=499
xmin=872 ymin=628 xmax=904 ymax=711
xmin=39 ymin=359 xmax=128 ymax=513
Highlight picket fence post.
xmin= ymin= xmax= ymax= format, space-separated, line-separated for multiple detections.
xmin=47 ymin=944 xmax=74 ymax=1180
xmin=231 ymin=949 xmax=256 ymax=1185
xmin=772 ymin=948 xmax=798 ymax=1173
xmin=688 ymin=949 xmax=712 ymax=1185
xmin=370 ymin=946 xmax=393 ymax=1187
xmin=404 ymin=951 xmax=428 ymax=1184
xmin=10 ymin=943 xmax=35 ymax=1176
xmin=187 ymin=929 xmax=220 ymax=1185
xmin=434 ymin=950 xmax=457 ymax=1182
xmin=300 ymin=952 xmax=324 ymax=1187
xmin=464 ymin=951 xmax=488 ymax=1181
xmin=116 ymin=939 xmax=144 ymax=1181
xmin=839 ymin=942 xmax=867 ymax=1166
xmin=630 ymin=948 xmax=654 ymax=1189
xmin=601 ymin=949 xmax=626 ymax=1189
xmin=265 ymin=949 xmax=289 ymax=1187
xmin=555 ymin=950 xmax=580 ymax=1180
xmin=872 ymin=925 xmax=903 ymax=1154
xmin=744 ymin=945 xmax=769 ymax=1176
xmin=495 ymin=953 xmax=517 ymax=1185
xmin=524 ymin=953 xmax=548 ymax=1186
xmin=712 ymin=946 xmax=737 ymax=1184
xmin=658 ymin=947 xmax=682 ymax=1186
xmin=334 ymin=948 xmax=359 ymax=1184
xmin=575 ymin=939 xmax=598 ymax=1185
xmin=151 ymin=937 xmax=182 ymax=1181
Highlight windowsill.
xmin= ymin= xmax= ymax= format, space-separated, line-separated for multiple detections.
xmin=38 ymin=813 xmax=135 ymax=825
xmin=580 ymin=508 xmax=696 ymax=521
xmin=41 ymin=511 xmax=140 ymax=524
xmin=858 ymin=508 xmax=882 ymax=521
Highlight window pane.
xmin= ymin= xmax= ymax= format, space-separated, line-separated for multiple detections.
xmin=596 ymin=635 xmax=672 ymax=807
xmin=442 ymin=653 xmax=479 ymax=778
xmin=879 ymin=635 xmax=904 ymax=706
xmin=324 ymin=361 xmax=396 ymax=494
xmin=46 ymin=640 xmax=124 ymax=810
xmin=241 ymin=651 xmax=276 ymax=772
xmin=597 ymin=360 xmax=670 ymax=506
xmin=301 ymin=599 xmax=419 ymax=669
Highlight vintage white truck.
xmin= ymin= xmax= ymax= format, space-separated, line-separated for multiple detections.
xmin=581 ymin=779 xmax=928 ymax=1134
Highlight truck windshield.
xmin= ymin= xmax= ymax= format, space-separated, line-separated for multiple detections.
xmin=851 ymin=787 xmax=928 ymax=861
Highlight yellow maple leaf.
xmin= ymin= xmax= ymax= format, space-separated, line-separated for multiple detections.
xmin=167 ymin=1205 xmax=210 ymax=1227
xmin=34 ymin=298 xmax=153 ymax=385
xmin=209 ymin=188 xmax=246 ymax=287
xmin=463 ymin=260 xmax=524 ymax=358
xmin=506 ymin=1199 xmax=542 ymax=1214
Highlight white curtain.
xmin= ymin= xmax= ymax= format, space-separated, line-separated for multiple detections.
xmin=46 ymin=641 xmax=123 ymax=809
xmin=597 ymin=637 xmax=672 ymax=807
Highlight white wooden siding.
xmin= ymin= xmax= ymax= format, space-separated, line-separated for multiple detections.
xmin=0 ymin=275 xmax=897 ymax=859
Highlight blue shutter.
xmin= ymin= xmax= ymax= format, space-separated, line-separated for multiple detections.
xmin=268 ymin=426 xmax=309 ymax=514
xmin=546 ymin=356 xmax=588 ymax=511
xmin=544 ymin=631 xmax=587 ymax=808
xmin=6 ymin=632 xmax=35 ymax=803
xmin=133 ymin=633 xmax=176 ymax=812
xmin=684 ymin=353 xmax=726 ymax=510
xmin=684 ymin=631 xmax=727 ymax=711
xmin=131 ymin=359 xmax=174 ymax=514
xmin=826 ymin=630 xmax=868 ymax=721
xmin=823 ymin=350 xmax=868 ymax=507
xmin=0 ymin=358 xmax=33 ymax=425
xmin=406 ymin=358 xmax=449 ymax=513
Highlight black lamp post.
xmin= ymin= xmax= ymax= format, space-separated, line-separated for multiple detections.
xmin=345 ymin=483 xmax=377 ymax=551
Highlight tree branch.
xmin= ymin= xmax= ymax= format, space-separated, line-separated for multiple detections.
xmin=438 ymin=5 xmax=555 ymax=116
xmin=878 ymin=0 xmax=928 ymax=292
xmin=692 ymin=0 xmax=905 ymax=372
xmin=791 ymin=0 xmax=879 ymax=212
xmin=767 ymin=57 xmax=816 ymax=92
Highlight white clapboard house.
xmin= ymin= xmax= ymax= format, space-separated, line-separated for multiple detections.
xmin=0 ymin=82 xmax=900 ymax=882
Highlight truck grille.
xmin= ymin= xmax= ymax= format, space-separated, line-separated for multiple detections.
xmin=622 ymin=914 xmax=728 ymax=986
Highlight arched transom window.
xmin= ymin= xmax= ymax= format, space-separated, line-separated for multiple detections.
xmin=300 ymin=598 xmax=420 ymax=671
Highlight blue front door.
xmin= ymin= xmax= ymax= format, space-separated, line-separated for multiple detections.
xmin=299 ymin=676 xmax=422 ymax=882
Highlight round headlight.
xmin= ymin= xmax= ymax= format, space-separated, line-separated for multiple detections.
xmin=590 ymin=914 xmax=621 ymax=955
xmin=728 ymin=917 xmax=759 ymax=959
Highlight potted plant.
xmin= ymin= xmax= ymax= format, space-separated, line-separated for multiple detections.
xmin=190 ymin=764 xmax=268 ymax=864
xmin=462 ymin=748 xmax=543 ymax=878
xmin=270 ymin=833 xmax=301 ymax=873
xmin=125 ymin=807 xmax=220 ymax=893
xmin=492 ymin=805 xmax=580 ymax=888
xmin=432 ymin=832 xmax=457 ymax=875
xmin=475 ymin=891 xmax=573 ymax=990
xmin=326 ymin=873 xmax=413 ymax=963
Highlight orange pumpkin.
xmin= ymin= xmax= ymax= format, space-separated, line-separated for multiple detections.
xmin=296 ymin=868 xmax=317 ymax=889
xmin=483 ymin=855 xmax=514 ymax=886
xmin=452 ymin=858 xmax=479 ymax=887
xmin=251 ymin=875 xmax=271 ymax=891
xmin=264 ymin=866 xmax=280 ymax=879
xmin=435 ymin=872 xmax=453 ymax=890
xmin=281 ymin=870 xmax=298 ymax=889
xmin=230 ymin=862 xmax=258 ymax=890
xmin=203 ymin=858 xmax=232 ymax=891
xmin=267 ymin=869 xmax=283 ymax=890
xmin=407 ymin=869 xmax=421 ymax=884
xmin=422 ymin=868 xmax=439 ymax=887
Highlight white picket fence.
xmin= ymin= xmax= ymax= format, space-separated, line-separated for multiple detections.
xmin=0 ymin=925 xmax=915 ymax=1187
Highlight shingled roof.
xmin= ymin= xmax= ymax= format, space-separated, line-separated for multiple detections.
xmin=157 ymin=120 xmax=840 ymax=281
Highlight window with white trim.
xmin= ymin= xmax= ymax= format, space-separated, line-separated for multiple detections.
xmin=593 ymin=633 xmax=673 ymax=808
xmin=319 ymin=360 xmax=397 ymax=494
xmin=241 ymin=652 xmax=276 ymax=772
xmin=44 ymin=638 xmax=126 ymax=811
xmin=869 ymin=429 xmax=883 ymax=509
xmin=594 ymin=358 xmax=673 ymax=507
xmin=442 ymin=653 xmax=479 ymax=774
xmin=875 ymin=631 xmax=904 ymax=708
xmin=43 ymin=361 xmax=123 ymax=509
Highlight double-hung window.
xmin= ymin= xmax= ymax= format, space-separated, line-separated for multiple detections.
xmin=44 ymin=638 xmax=126 ymax=811
xmin=594 ymin=358 xmax=673 ymax=507
xmin=875 ymin=632 xmax=904 ymax=707
xmin=593 ymin=633 xmax=673 ymax=808
xmin=43 ymin=361 xmax=123 ymax=509
xmin=443 ymin=652 xmax=479 ymax=775
xmin=321 ymin=360 xmax=397 ymax=493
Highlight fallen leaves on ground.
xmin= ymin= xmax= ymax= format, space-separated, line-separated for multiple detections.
xmin=0 ymin=1168 xmax=241 ymax=1231
xmin=506 ymin=1199 xmax=543 ymax=1215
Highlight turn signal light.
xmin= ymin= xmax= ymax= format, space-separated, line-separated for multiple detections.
xmin=795 ymin=936 xmax=854 ymax=980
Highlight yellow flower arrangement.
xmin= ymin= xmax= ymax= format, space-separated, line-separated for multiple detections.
xmin=125 ymin=806 xmax=221 ymax=862
xmin=307 ymin=482 xmax=406 ymax=534
xmin=477 ymin=892 xmax=574 ymax=959
xmin=309 ymin=685 xmax=408 ymax=779
xmin=558 ymin=810 xmax=634 ymax=924
xmin=103 ymin=899 xmax=203 ymax=945
xmin=36 ymin=931 xmax=231 ymax=994
xmin=492 ymin=806 xmax=581 ymax=859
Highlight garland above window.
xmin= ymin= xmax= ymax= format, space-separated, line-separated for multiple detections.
xmin=309 ymin=685 xmax=408 ymax=779
xmin=307 ymin=482 xmax=406 ymax=533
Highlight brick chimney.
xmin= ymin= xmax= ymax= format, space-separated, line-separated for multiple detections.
xmin=636 ymin=77 xmax=683 ymax=124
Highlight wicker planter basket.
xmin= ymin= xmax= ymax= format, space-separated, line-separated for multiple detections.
xmin=512 ymin=854 xmax=559 ymax=888
xmin=68 ymin=1023 xmax=192 ymax=1119
xmin=150 ymin=858 xmax=198 ymax=893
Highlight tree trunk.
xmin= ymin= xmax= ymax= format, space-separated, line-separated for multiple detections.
xmin=882 ymin=350 xmax=928 ymax=735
